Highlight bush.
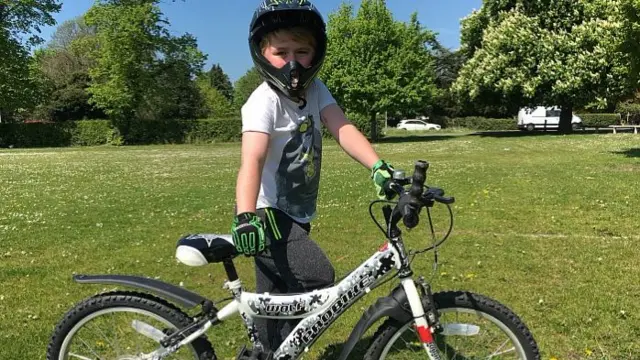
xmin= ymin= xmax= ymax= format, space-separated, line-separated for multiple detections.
xmin=445 ymin=117 xmax=517 ymax=131
xmin=615 ymin=102 xmax=640 ymax=124
xmin=577 ymin=113 xmax=620 ymax=128
xmin=71 ymin=120 xmax=119 ymax=146
xmin=0 ymin=121 xmax=116 ymax=148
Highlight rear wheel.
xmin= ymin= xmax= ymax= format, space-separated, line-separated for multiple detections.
xmin=365 ymin=291 xmax=540 ymax=359
xmin=47 ymin=291 xmax=215 ymax=360
xmin=526 ymin=123 xmax=535 ymax=132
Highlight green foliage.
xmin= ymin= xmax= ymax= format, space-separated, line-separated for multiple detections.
xmin=578 ymin=113 xmax=621 ymax=127
xmin=207 ymin=63 xmax=234 ymax=102
xmin=233 ymin=67 xmax=263 ymax=110
xmin=322 ymin=112 xmax=386 ymax=139
xmin=0 ymin=119 xmax=241 ymax=147
xmin=621 ymin=0 xmax=640 ymax=86
xmin=0 ymin=1 xmax=62 ymax=120
xmin=83 ymin=0 xmax=206 ymax=120
xmin=445 ymin=116 xmax=517 ymax=131
xmin=0 ymin=1 xmax=62 ymax=48
xmin=616 ymin=101 xmax=640 ymax=125
xmin=47 ymin=16 xmax=95 ymax=51
xmin=196 ymin=77 xmax=237 ymax=119
xmin=124 ymin=119 xmax=241 ymax=144
xmin=33 ymin=41 xmax=105 ymax=121
xmin=454 ymin=0 xmax=632 ymax=132
xmin=321 ymin=1 xmax=438 ymax=140
xmin=0 ymin=120 xmax=117 ymax=147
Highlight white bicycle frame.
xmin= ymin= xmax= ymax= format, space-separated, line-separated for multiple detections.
xmin=195 ymin=241 xmax=439 ymax=360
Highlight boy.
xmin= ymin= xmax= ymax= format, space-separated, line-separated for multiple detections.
xmin=232 ymin=0 xmax=395 ymax=352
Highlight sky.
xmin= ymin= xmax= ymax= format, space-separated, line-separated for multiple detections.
xmin=37 ymin=0 xmax=482 ymax=82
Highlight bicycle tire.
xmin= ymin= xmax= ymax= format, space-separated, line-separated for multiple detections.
xmin=46 ymin=290 xmax=216 ymax=360
xmin=364 ymin=290 xmax=540 ymax=359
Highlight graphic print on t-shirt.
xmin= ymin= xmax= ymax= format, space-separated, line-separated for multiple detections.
xmin=275 ymin=114 xmax=322 ymax=220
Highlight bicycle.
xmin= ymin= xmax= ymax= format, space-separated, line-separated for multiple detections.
xmin=46 ymin=160 xmax=541 ymax=360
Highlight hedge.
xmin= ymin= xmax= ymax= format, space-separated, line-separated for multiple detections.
xmin=0 ymin=119 xmax=242 ymax=148
xmin=441 ymin=116 xmax=517 ymax=131
xmin=0 ymin=114 xmax=523 ymax=149
xmin=576 ymin=113 xmax=620 ymax=128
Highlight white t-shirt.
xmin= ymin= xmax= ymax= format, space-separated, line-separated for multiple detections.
xmin=241 ymin=79 xmax=337 ymax=223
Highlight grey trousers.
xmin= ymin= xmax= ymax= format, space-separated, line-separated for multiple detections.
xmin=253 ymin=207 xmax=336 ymax=352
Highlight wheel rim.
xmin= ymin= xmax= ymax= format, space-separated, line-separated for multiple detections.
xmin=378 ymin=307 xmax=529 ymax=359
xmin=58 ymin=307 xmax=200 ymax=360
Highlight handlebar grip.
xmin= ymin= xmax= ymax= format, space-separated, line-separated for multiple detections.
xmin=402 ymin=204 xmax=419 ymax=229
xmin=434 ymin=194 xmax=455 ymax=204
xmin=409 ymin=161 xmax=428 ymax=197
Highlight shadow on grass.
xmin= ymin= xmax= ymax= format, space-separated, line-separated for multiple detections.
xmin=467 ymin=129 xmax=613 ymax=138
xmin=377 ymin=134 xmax=462 ymax=144
xmin=612 ymin=148 xmax=640 ymax=158
xmin=315 ymin=336 xmax=372 ymax=359
xmin=378 ymin=128 xmax=614 ymax=143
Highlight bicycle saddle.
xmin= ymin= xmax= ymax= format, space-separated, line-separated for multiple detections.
xmin=175 ymin=234 xmax=237 ymax=266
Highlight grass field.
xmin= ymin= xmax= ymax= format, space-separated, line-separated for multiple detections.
xmin=1 ymin=131 xmax=639 ymax=359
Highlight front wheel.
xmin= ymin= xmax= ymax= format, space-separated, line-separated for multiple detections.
xmin=365 ymin=291 xmax=540 ymax=359
xmin=47 ymin=291 xmax=215 ymax=360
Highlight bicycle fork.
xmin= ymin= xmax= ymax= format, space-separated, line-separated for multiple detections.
xmin=401 ymin=277 xmax=442 ymax=360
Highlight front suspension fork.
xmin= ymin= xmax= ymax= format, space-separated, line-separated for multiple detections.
xmin=401 ymin=276 xmax=442 ymax=360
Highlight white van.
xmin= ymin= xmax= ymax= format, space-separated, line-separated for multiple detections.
xmin=517 ymin=106 xmax=582 ymax=131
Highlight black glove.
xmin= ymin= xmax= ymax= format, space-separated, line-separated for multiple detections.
xmin=231 ymin=212 xmax=266 ymax=256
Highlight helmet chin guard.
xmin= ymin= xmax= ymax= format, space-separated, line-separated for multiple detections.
xmin=249 ymin=1 xmax=327 ymax=102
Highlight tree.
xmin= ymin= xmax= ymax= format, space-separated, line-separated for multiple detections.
xmin=453 ymin=0 xmax=632 ymax=133
xmin=0 ymin=0 xmax=61 ymax=47
xmin=83 ymin=0 xmax=206 ymax=120
xmin=138 ymin=33 xmax=206 ymax=120
xmin=196 ymin=77 xmax=236 ymax=119
xmin=47 ymin=16 xmax=95 ymax=51
xmin=0 ymin=0 xmax=61 ymax=121
xmin=30 ymin=16 xmax=103 ymax=121
xmin=208 ymin=64 xmax=234 ymax=102
xmin=233 ymin=67 xmax=264 ymax=110
xmin=320 ymin=0 xmax=438 ymax=140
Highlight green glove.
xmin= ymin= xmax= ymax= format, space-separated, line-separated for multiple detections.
xmin=231 ymin=212 xmax=266 ymax=256
xmin=371 ymin=159 xmax=395 ymax=200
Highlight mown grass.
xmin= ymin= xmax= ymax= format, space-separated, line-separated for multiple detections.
xmin=1 ymin=131 xmax=639 ymax=359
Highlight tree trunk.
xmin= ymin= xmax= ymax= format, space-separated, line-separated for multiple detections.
xmin=369 ymin=111 xmax=378 ymax=142
xmin=559 ymin=104 xmax=573 ymax=134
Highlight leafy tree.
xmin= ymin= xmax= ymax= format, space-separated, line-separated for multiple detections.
xmin=83 ymin=0 xmax=206 ymax=120
xmin=0 ymin=0 xmax=61 ymax=121
xmin=30 ymin=16 xmax=103 ymax=121
xmin=196 ymin=77 xmax=237 ymax=119
xmin=233 ymin=67 xmax=264 ymax=110
xmin=47 ymin=16 xmax=95 ymax=51
xmin=0 ymin=0 xmax=61 ymax=47
xmin=138 ymin=33 xmax=206 ymax=120
xmin=453 ymin=0 xmax=632 ymax=133
xmin=208 ymin=64 xmax=234 ymax=102
xmin=320 ymin=0 xmax=438 ymax=140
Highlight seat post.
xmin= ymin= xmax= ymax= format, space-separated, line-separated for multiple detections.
xmin=223 ymin=259 xmax=239 ymax=282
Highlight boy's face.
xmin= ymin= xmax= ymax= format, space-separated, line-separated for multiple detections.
xmin=262 ymin=32 xmax=315 ymax=69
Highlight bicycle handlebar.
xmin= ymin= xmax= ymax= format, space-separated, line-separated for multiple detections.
xmin=384 ymin=160 xmax=455 ymax=232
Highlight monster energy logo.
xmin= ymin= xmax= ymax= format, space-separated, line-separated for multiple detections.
xmin=300 ymin=276 xmax=373 ymax=344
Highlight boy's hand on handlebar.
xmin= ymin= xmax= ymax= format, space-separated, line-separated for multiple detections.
xmin=231 ymin=212 xmax=266 ymax=256
xmin=371 ymin=159 xmax=395 ymax=200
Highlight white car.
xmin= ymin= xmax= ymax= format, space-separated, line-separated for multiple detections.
xmin=517 ymin=106 xmax=582 ymax=131
xmin=396 ymin=119 xmax=441 ymax=131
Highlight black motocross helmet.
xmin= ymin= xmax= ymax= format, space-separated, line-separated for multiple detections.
xmin=249 ymin=0 xmax=327 ymax=100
